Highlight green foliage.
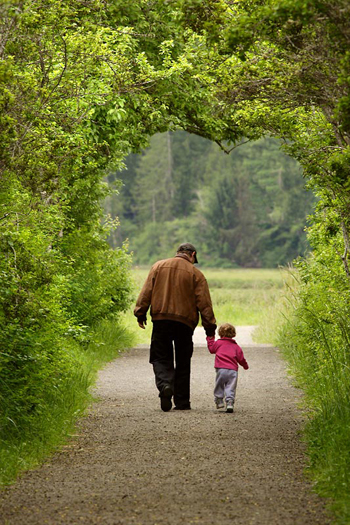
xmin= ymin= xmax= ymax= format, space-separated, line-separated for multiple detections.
xmin=264 ymin=247 xmax=350 ymax=522
xmin=106 ymin=134 xmax=314 ymax=267
xmin=0 ymin=0 xmax=139 ymax=484
xmin=2 ymin=1 xmax=350 ymax=520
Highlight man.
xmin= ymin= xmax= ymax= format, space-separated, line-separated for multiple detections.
xmin=134 ymin=243 xmax=217 ymax=411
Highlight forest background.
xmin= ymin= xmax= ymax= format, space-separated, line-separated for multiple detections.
xmin=105 ymin=133 xmax=314 ymax=268
xmin=1 ymin=1 xmax=350 ymax=523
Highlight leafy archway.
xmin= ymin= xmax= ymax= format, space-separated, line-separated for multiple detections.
xmin=1 ymin=1 xmax=350 ymax=510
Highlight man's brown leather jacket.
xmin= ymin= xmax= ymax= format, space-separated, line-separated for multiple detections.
xmin=134 ymin=253 xmax=217 ymax=336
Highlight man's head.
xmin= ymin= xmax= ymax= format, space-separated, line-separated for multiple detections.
xmin=176 ymin=243 xmax=198 ymax=264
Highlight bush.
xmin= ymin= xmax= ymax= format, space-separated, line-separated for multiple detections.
xmin=268 ymin=246 xmax=350 ymax=522
xmin=0 ymin=188 xmax=133 ymax=486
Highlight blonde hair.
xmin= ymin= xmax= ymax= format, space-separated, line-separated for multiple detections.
xmin=218 ymin=323 xmax=236 ymax=338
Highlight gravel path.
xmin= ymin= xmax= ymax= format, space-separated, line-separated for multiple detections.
xmin=0 ymin=329 xmax=330 ymax=525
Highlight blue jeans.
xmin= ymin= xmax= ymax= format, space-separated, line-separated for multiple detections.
xmin=214 ymin=368 xmax=238 ymax=403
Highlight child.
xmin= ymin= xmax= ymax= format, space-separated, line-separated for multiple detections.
xmin=207 ymin=323 xmax=249 ymax=413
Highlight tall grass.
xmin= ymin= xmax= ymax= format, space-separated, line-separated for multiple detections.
xmin=0 ymin=320 xmax=136 ymax=486
xmin=255 ymin=263 xmax=350 ymax=523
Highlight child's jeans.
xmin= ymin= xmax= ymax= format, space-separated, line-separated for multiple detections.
xmin=214 ymin=368 xmax=238 ymax=403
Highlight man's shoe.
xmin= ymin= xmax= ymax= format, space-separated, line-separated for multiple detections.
xmin=174 ymin=404 xmax=191 ymax=410
xmin=160 ymin=385 xmax=173 ymax=412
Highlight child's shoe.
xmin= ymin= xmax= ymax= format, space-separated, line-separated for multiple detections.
xmin=215 ymin=398 xmax=225 ymax=409
xmin=226 ymin=401 xmax=234 ymax=413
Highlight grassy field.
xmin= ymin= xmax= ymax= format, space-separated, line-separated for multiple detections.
xmin=124 ymin=267 xmax=287 ymax=344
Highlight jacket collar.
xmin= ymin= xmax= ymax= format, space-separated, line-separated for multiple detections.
xmin=175 ymin=253 xmax=192 ymax=263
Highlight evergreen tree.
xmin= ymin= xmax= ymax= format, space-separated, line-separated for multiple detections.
xmin=105 ymin=134 xmax=314 ymax=267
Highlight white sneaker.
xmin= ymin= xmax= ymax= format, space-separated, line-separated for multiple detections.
xmin=226 ymin=401 xmax=234 ymax=413
xmin=215 ymin=398 xmax=225 ymax=409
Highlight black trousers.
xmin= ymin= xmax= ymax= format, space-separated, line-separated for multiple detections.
xmin=150 ymin=320 xmax=194 ymax=408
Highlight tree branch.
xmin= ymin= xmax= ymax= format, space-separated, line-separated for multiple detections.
xmin=215 ymin=139 xmax=250 ymax=154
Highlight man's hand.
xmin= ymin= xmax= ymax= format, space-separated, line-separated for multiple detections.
xmin=138 ymin=320 xmax=147 ymax=329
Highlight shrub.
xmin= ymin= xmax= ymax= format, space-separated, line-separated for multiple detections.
xmin=272 ymin=245 xmax=350 ymax=521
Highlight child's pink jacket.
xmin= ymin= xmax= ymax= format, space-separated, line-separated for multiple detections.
xmin=206 ymin=337 xmax=249 ymax=371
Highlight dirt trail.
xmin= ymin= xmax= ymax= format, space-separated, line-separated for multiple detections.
xmin=0 ymin=330 xmax=330 ymax=525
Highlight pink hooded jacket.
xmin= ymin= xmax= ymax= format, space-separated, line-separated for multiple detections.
xmin=206 ymin=337 xmax=249 ymax=371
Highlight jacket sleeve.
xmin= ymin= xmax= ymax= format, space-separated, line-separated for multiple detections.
xmin=236 ymin=345 xmax=249 ymax=370
xmin=206 ymin=336 xmax=217 ymax=354
xmin=133 ymin=267 xmax=155 ymax=323
xmin=195 ymin=274 xmax=217 ymax=337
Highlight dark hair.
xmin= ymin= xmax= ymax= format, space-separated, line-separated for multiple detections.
xmin=176 ymin=242 xmax=198 ymax=263
xmin=218 ymin=323 xmax=236 ymax=338
xmin=179 ymin=249 xmax=193 ymax=257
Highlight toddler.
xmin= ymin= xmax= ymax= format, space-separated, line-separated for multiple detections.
xmin=207 ymin=323 xmax=249 ymax=413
